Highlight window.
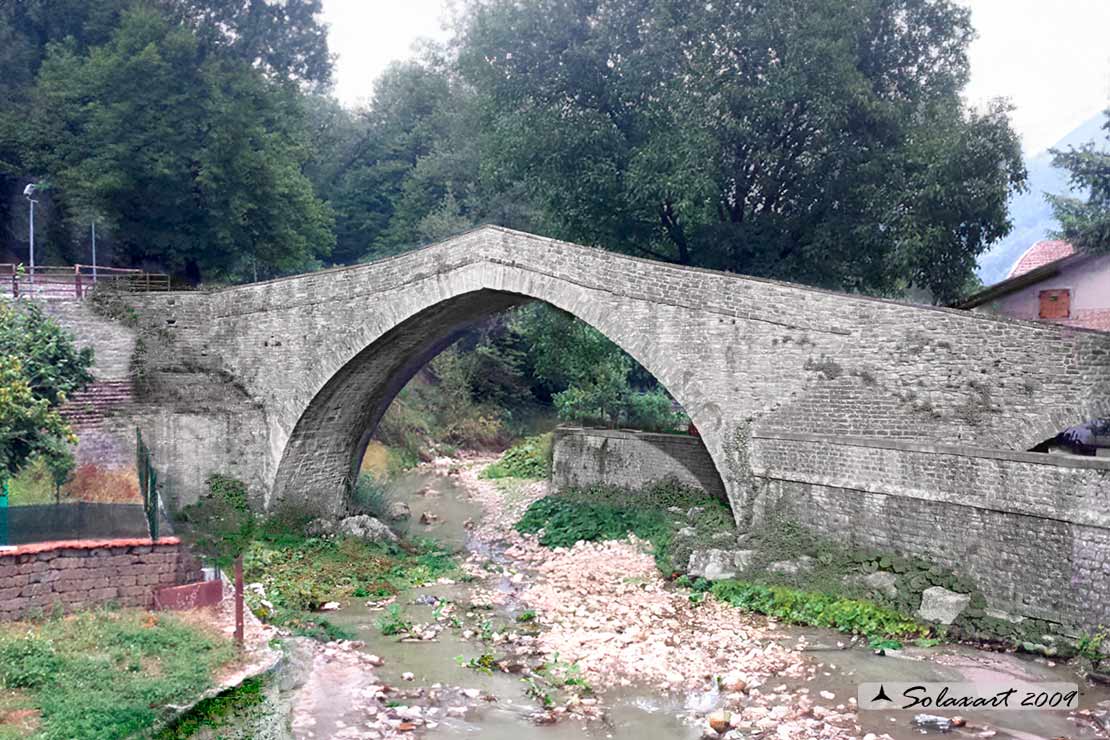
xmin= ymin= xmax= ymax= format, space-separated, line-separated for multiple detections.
xmin=1039 ymin=288 xmax=1070 ymax=319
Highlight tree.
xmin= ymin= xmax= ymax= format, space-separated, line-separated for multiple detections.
xmin=1050 ymin=110 xmax=1110 ymax=254
xmin=176 ymin=474 xmax=256 ymax=645
xmin=167 ymin=0 xmax=333 ymax=88
xmin=457 ymin=0 xmax=1025 ymax=302
xmin=0 ymin=300 xmax=94 ymax=485
xmin=22 ymin=8 xmax=333 ymax=282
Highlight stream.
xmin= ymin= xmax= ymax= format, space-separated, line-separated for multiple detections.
xmin=220 ymin=462 xmax=1110 ymax=740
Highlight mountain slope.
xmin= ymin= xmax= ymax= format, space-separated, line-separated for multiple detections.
xmin=976 ymin=113 xmax=1106 ymax=284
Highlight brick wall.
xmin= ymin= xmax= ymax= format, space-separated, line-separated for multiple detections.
xmin=751 ymin=432 xmax=1110 ymax=629
xmin=0 ymin=538 xmax=202 ymax=621
xmin=552 ymin=427 xmax=727 ymax=500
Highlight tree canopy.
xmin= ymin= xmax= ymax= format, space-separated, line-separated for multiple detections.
xmin=0 ymin=0 xmax=1034 ymax=299
xmin=455 ymin=0 xmax=1025 ymax=302
xmin=0 ymin=300 xmax=94 ymax=484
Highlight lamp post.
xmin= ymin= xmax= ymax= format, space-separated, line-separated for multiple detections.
xmin=23 ymin=184 xmax=39 ymax=295
xmin=91 ymin=221 xmax=97 ymax=283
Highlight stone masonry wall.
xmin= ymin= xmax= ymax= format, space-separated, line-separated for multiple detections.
xmin=751 ymin=432 xmax=1110 ymax=629
xmin=0 ymin=538 xmax=201 ymax=621
xmin=552 ymin=427 xmax=727 ymax=500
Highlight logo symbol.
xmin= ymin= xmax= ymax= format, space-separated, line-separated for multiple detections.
xmin=871 ymin=684 xmax=893 ymax=703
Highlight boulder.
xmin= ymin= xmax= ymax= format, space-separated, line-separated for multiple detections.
xmin=687 ymin=549 xmax=755 ymax=580
xmin=917 ymin=586 xmax=970 ymax=624
xmin=338 ymin=515 xmax=398 ymax=544
xmin=386 ymin=501 xmax=412 ymax=521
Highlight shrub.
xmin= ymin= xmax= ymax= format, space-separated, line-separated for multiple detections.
xmin=514 ymin=479 xmax=734 ymax=575
xmin=709 ymin=580 xmax=930 ymax=643
xmin=482 ymin=434 xmax=552 ymax=479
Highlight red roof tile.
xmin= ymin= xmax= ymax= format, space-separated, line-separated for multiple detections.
xmin=1007 ymin=240 xmax=1075 ymax=278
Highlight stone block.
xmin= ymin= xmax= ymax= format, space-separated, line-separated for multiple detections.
xmin=917 ymin=587 xmax=971 ymax=625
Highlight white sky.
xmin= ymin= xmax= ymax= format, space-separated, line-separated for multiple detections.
xmin=321 ymin=0 xmax=1110 ymax=155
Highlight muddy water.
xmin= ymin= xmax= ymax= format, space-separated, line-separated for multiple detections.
xmin=316 ymin=467 xmax=1110 ymax=740
xmin=326 ymin=469 xmax=703 ymax=739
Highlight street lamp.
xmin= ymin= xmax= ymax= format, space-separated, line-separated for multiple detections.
xmin=23 ymin=183 xmax=39 ymax=294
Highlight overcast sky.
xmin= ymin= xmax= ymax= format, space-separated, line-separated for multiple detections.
xmin=320 ymin=0 xmax=1110 ymax=155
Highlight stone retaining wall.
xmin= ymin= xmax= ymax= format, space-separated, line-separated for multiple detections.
xmin=552 ymin=427 xmax=727 ymax=500
xmin=0 ymin=538 xmax=202 ymax=621
xmin=751 ymin=432 xmax=1110 ymax=630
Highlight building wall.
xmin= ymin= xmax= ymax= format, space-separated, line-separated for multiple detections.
xmin=551 ymin=427 xmax=727 ymax=500
xmin=976 ymin=253 xmax=1110 ymax=332
xmin=0 ymin=538 xmax=202 ymax=621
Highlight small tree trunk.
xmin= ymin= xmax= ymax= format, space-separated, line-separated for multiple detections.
xmin=234 ymin=554 xmax=244 ymax=647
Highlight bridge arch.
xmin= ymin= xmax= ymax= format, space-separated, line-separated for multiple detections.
xmin=268 ymin=259 xmax=733 ymax=518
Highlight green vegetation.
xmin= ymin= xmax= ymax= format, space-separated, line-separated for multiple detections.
xmin=514 ymin=479 xmax=734 ymax=576
xmin=376 ymin=605 xmax=413 ymax=637
xmin=242 ymin=526 xmax=456 ymax=641
xmin=153 ymin=676 xmax=266 ymax=740
xmin=0 ymin=609 xmax=234 ymax=740
xmin=0 ymin=300 xmax=94 ymax=494
xmin=707 ymin=580 xmax=930 ymax=645
xmin=1050 ymin=109 xmax=1109 ymax=254
xmin=482 ymin=434 xmax=551 ymax=480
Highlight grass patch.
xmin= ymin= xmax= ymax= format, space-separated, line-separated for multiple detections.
xmin=0 ymin=609 xmax=234 ymax=740
xmin=481 ymin=434 xmax=552 ymax=480
xmin=153 ymin=676 xmax=266 ymax=739
xmin=243 ymin=527 xmax=457 ymax=640
xmin=707 ymin=580 xmax=931 ymax=645
xmin=514 ymin=478 xmax=734 ymax=575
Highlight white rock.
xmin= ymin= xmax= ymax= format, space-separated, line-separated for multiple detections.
xmin=338 ymin=515 xmax=399 ymax=543
xmin=917 ymin=586 xmax=971 ymax=625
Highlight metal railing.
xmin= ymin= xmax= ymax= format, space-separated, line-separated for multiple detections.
xmin=0 ymin=264 xmax=171 ymax=299
xmin=137 ymin=429 xmax=160 ymax=541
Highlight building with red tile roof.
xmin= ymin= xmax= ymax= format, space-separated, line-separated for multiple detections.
xmin=958 ymin=241 xmax=1110 ymax=332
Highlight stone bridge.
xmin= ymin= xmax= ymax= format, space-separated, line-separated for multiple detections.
xmin=55 ymin=226 xmax=1110 ymax=629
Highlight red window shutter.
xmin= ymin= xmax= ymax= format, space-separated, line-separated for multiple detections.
xmin=1039 ymin=289 xmax=1071 ymax=319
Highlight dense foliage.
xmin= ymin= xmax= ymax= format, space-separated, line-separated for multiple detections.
xmin=175 ymin=474 xmax=256 ymax=568
xmin=1 ymin=0 xmax=333 ymax=281
xmin=5 ymin=0 xmax=1030 ymax=301
xmin=482 ymin=434 xmax=552 ymax=480
xmin=0 ymin=300 xmax=93 ymax=487
xmin=457 ymin=0 xmax=1025 ymax=302
xmin=1050 ymin=110 xmax=1110 ymax=254
xmin=0 ymin=609 xmax=234 ymax=740
xmin=707 ymin=580 xmax=930 ymax=642
xmin=514 ymin=480 xmax=735 ymax=575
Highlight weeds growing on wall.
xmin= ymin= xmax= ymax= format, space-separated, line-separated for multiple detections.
xmin=481 ymin=434 xmax=552 ymax=480
xmin=0 ymin=609 xmax=234 ymax=740
xmin=153 ymin=676 xmax=267 ymax=739
xmin=514 ymin=479 xmax=735 ymax=575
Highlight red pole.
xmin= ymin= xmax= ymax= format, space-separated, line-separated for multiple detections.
xmin=234 ymin=554 xmax=244 ymax=647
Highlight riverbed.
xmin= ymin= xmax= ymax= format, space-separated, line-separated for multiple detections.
xmin=235 ymin=459 xmax=1110 ymax=740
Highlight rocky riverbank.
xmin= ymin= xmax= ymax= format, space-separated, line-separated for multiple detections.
xmin=453 ymin=460 xmax=872 ymax=739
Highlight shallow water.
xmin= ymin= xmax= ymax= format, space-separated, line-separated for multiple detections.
xmin=283 ymin=467 xmax=1110 ymax=740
